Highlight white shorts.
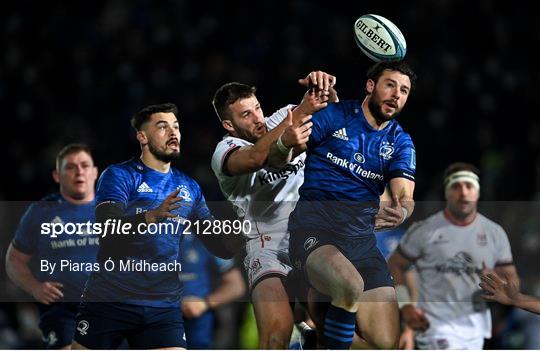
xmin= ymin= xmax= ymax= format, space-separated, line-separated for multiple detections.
xmin=244 ymin=232 xmax=292 ymax=289
xmin=416 ymin=333 xmax=484 ymax=350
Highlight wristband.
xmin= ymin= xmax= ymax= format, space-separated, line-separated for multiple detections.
xmin=276 ymin=135 xmax=292 ymax=155
xmin=400 ymin=207 xmax=409 ymax=224
xmin=395 ymin=284 xmax=412 ymax=309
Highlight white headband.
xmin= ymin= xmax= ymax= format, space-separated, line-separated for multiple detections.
xmin=444 ymin=170 xmax=480 ymax=192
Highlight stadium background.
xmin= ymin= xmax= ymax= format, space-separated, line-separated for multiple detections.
xmin=1 ymin=0 xmax=539 ymax=348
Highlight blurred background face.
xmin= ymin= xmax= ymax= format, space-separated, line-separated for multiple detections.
xmin=54 ymin=151 xmax=97 ymax=201
xmin=144 ymin=112 xmax=181 ymax=163
xmin=445 ymin=180 xmax=480 ymax=219
xmin=226 ymin=95 xmax=266 ymax=143
xmin=367 ymin=70 xmax=411 ymax=123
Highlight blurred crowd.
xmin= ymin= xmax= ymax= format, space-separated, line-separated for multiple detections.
xmin=1 ymin=0 xmax=539 ymax=348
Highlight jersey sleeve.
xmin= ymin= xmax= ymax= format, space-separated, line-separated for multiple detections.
xmin=493 ymin=224 xmax=514 ymax=266
xmin=307 ymin=103 xmax=339 ymax=148
xmin=12 ymin=203 xmax=40 ymax=255
xmin=397 ymin=221 xmax=425 ymax=261
xmin=387 ymin=132 xmax=416 ymax=182
xmin=95 ymin=166 xmax=134 ymax=209
xmin=265 ymin=104 xmax=296 ymax=130
xmin=211 ymin=136 xmax=250 ymax=179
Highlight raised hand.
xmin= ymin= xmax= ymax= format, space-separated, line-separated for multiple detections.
xmin=145 ymin=188 xmax=183 ymax=223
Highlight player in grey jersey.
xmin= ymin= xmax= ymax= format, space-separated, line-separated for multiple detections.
xmin=389 ymin=162 xmax=520 ymax=349
xmin=211 ymin=71 xmax=336 ymax=348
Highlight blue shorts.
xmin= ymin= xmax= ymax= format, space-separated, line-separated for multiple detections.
xmin=184 ymin=311 xmax=214 ymax=349
xmin=289 ymin=229 xmax=394 ymax=292
xmin=37 ymin=302 xmax=79 ymax=349
xmin=73 ymin=302 xmax=186 ymax=349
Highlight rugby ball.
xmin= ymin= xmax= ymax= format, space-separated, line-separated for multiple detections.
xmin=354 ymin=14 xmax=406 ymax=62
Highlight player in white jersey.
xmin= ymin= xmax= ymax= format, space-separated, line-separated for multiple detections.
xmin=211 ymin=72 xmax=336 ymax=348
xmin=389 ymin=162 xmax=520 ymax=349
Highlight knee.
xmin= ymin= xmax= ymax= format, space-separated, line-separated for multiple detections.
xmin=259 ymin=321 xmax=293 ymax=349
xmin=333 ymin=281 xmax=363 ymax=310
xmin=369 ymin=330 xmax=399 ymax=350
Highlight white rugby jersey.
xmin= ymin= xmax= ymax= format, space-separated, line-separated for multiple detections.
xmin=399 ymin=210 xmax=513 ymax=340
xmin=211 ymin=105 xmax=306 ymax=240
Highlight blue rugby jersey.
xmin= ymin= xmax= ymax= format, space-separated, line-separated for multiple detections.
xmin=288 ymin=100 xmax=416 ymax=238
xmin=84 ymin=157 xmax=212 ymax=307
xmin=12 ymin=193 xmax=98 ymax=301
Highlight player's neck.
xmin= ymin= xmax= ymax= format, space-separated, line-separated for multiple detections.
xmin=444 ymin=208 xmax=477 ymax=226
xmin=361 ymin=97 xmax=390 ymax=131
xmin=140 ymin=152 xmax=171 ymax=173
xmin=60 ymin=190 xmax=94 ymax=205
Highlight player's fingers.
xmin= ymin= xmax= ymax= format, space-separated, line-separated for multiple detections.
xmin=168 ymin=197 xmax=184 ymax=205
xmin=383 ymin=207 xmax=401 ymax=217
xmin=329 ymin=75 xmax=336 ymax=87
xmin=487 ymin=272 xmax=506 ymax=285
xmin=166 ymin=189 xmax=181 ymax=199
xmin=479 ymin=281 xmax=495 ymax=293
xmin=480 ymin=294 xmax=496 ymax=301
xmin=49 ymin=286 xmax=64 ymax=298
xmin=286 ymin=109 xmax=293 ymax=125
xmin=50 ymin=282 xmax=64 ymax=289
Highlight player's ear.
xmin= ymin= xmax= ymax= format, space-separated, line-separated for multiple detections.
xmin=52 ymin=169 xmax=60 ymax=184
xmin=136 ymin=130 xmax=148 ymax=145
xmin=366 ymin=79 xmax=375 ymax=95
xmin=222 ymin=119 xmax=234 ymax=133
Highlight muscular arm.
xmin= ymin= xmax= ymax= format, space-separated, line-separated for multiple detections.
xmin=389 ymin=177 xmax=415 ymax=220
xmin=480 ymin=270 xmax=540 ymax=314
xmin=206 ymin=268 xmax=246 ymax=309
xmin=375 ymin=178 xmax=415 ymax=230
xmin=389 ymin=250 xmax=430 ymax=331
xmin=6 ymin=244 xmax=63 ymax=304
xmin=182 ymin=267 xmax=246 ymax=319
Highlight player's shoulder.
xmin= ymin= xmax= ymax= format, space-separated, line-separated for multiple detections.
xmin=386 ymin=120 xmax=413 ymax=143
xmin=101 ymin=158 xmax=144 ymax=179
xmin=215 ymin=135 xmax=250 ymax=151
xmin=28 ymin=192 xmax=63 ymax=212
xmin=323 ymin=100 xmax=361 ymax=117
xmin=476 ymin=213 xmax=506 ymax=234
xmin=170 ymin=167 xmax=202 ymax=191
xmin=404 ymin=211 xmax=442 ymax=236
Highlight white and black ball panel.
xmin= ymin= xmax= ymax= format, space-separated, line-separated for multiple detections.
xmin=354 ymin=14 xmax=407 ymax=62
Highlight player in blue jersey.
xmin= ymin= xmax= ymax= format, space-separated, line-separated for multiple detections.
xmin=180 ymin=234 xmax=245 ymax=349
xmin=287 ymin=61 xmax=417 ymax=349
xmin=72 ymin=103 xmax=214 ymax=349
xmin=6 ymin=143 xmax=99 ymax=349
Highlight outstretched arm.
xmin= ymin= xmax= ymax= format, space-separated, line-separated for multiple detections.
xmin=480 ymin=271 xmax=540 ymax=314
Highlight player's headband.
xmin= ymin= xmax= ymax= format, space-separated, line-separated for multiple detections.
xmin=444 ymin=170 xmax=480 ymax=192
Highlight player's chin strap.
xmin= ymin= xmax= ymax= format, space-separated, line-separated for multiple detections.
xmin=444 ymin=171 xmax=480 ymax=193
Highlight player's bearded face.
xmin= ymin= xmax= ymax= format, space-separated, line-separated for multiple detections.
xmin=446 ymin=181 xmax=479 ymax=219
xmin=227 ymin=96 xmax=266 ymax=143
xmin=145 ymin=112 xmax=181 ymax=163
xmin=368 ymin=71 xmax=410 ymax=123
xmin=56 ymin=151 xmax=97 ymax=200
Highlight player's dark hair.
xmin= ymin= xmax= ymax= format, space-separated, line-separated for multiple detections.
xmin=212 ymin=82 xmax=257 ymax=121
xmin=56 ymin=143 xmax=93 ymax=170
xmin=443 ymin=162 xmax=480 ymax=180
xmin=131 ymin=103 xmax=179 ymax=131
xmin=366 ymin=61 xmax=417 ymax=91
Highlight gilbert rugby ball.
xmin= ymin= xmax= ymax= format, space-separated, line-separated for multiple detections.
xmin=354 ymin=14 xmax=406 ymax=62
